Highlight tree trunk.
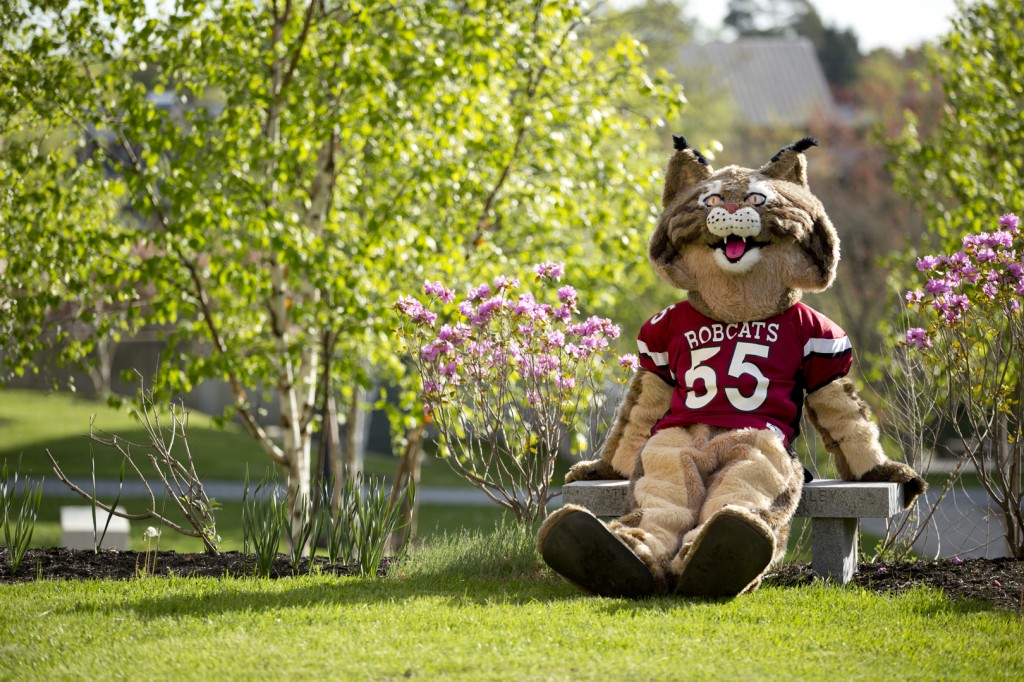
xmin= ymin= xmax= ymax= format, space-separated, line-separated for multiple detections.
xmin=1011 ymin=380 xmax=1023 ymax=558
xmin=389 ymin=424 xmax=424 ymax=552
xmin=344 ymin=382 xmax=366 ymax=479
xmin=326 ymin=392 xmax=345 ymax=515
xmin=278 ymin=343 xmax=318 ymax=553
xmin=87 ymin=335 xmax=116 ymax=400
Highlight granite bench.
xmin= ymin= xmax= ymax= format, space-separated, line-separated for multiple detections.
xmin=560 ymin=478 xmax=905 ymax=585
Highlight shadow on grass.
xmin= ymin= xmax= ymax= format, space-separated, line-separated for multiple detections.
xmin=52 ymin=572 xmax=575 ymax=618
xmin=54 ymin=576 xmax=1001 ymax=625
xmin=51 ymin=563 xmax=1004 ymax=622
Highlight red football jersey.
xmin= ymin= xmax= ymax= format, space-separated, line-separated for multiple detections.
xmin=637 ymin=301 xmax=852 ymax=445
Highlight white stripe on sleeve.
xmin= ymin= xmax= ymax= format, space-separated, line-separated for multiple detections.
xmin=803 ymin=336 xmax=852 ymax=357
xmin=637 ymin=339 xmax=670 ymax=367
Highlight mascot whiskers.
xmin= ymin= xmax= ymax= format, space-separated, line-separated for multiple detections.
xmin=537 ymin=136 xmax=925 ymax=598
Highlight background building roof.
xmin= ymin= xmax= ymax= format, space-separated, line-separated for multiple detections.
xmin=682 ymin=38 xmax=836 ymax=128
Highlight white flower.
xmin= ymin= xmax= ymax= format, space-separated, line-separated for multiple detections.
xmin=144 ymin=526 xmax=161 ymax=539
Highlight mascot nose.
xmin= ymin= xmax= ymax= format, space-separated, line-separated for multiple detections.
xmin=724 ymin=202 xmax=740 ymax=214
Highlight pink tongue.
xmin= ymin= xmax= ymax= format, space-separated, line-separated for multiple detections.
xmin=725 ymin=239 xmax=747 ymax=260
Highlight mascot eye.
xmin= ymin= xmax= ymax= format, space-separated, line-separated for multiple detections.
xmin=704 ymin=194 xmax=724 ymax=207
xmin=745 ymin=192 xmax=767 ymax=206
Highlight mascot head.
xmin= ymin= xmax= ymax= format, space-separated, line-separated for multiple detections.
xmin=648 ymin=136 xmax=839 ymax=323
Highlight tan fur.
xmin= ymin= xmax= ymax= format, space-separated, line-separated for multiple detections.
xmin=564 ymin=458 xmax=622 ymax=484
xmin=682 ymin=244 xmax=804 ymax=323
xmin=662 ymin=146 xmax=713 ymax=208
xmin=608 ymin=371 xmax=674 ymax=477
xmin=615 ymin=424 xmax=803 ymax=583
xmin=753 ymin=463 xmax=803 ymax=561
xmin=759 ymin=145 xmax=810 ymax=186
xmin=678 ymin=428 xmax=801 ymax=563
xmin=697 ymin=430 xmax=796 ymax=523
xmin=567 ymin=369 xmax=673 ymax=482
xmin=859 ymin=462 xmax=927 ymax=508
xmin=804 ymin=378 xmax=887 ymax=480
xmin=628 ymin=428 xmax=705 ymax=559
xmin=648 ymin=158 xmax=838 ymax=303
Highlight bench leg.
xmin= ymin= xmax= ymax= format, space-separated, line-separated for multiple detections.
xmin=810 ymin=517 xmax=858 ymax=585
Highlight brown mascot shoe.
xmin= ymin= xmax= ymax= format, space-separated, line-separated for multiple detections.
xmin=539 ymin=506 xmax=656 ymax=598
xmin=674 ymin=506 xmax=775 ymax=598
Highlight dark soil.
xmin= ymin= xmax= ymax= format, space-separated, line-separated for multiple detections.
xmin=765 ymin=558 xmax=1024 ymax=612
xmin=2 ymin=548 xmax=1023 ymax=611
xmin=0 ymin=547 xmax=386 ymax=583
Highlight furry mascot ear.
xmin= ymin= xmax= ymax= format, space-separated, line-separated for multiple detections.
xmin=662 ymin=135 xmax=714 ymax=207
xmin=649 ymin=136 xmax=714 ymax=289
xmin=759 ymin=136 xmax=818 ymax=187
xmin=760 ymin=137 xmax=839 ymax=291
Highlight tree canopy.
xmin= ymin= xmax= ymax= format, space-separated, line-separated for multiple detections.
xmin=0 ymin=0 xmax=683 ymax=534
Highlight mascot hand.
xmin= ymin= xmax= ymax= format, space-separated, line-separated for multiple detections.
xmin=858 ymin=461 xmax=926 ymax=509
xmin=565 ymin=459 xmax=626 ymax=483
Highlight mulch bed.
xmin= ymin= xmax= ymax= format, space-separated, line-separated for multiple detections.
xmin=766 ymin=557 xmax=1024 ymax=612
xmin=0 ymin=547 xmax=384 ymax=582
xmin=2 ymin=548 xmax=1022 ymax=612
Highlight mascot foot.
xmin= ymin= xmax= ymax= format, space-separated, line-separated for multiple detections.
xmin=674 ymin=506 xmax=775 ymax=598
xmin=538 ymin=506 xmax=656 ymax=598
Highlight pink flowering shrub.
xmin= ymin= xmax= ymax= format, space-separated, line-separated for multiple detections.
xmin=905 ymin=213 xmax=1023 ymax=345
xmin=903 ymin=212 xmax=1022 ymax=361
xmin=395 ymin=264 xmax=629 ymax=524
xmin=901 ymin=213 xmax=1023 ymax=557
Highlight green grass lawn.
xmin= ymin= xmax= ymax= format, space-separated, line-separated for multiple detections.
xmin=0 ymin=388 xmax=268 ymax=480
xmin=2 ymin=526 xmax=1022 ymax=681
xmin=0 ymin=388 xmax=516 ymax=488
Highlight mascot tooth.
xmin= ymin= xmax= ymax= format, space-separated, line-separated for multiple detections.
xmin=538 ymin=135 xmax=926 ymax=599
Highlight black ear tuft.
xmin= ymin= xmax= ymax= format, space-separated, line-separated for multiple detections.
xmin=770 ymin=137 xmax=819 ymax=163
xmin=672 ymin=134 xmax=710 ymax=166
xmin=792 ymin=136 xmax=819 ymax=153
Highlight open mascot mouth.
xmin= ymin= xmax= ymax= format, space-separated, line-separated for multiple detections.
xmin=712 ymin=235 xmax=769 ymax=264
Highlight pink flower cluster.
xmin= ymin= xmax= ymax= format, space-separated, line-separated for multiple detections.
xmin=395 ymin=265 xmax=632 ymax=416
xmin=533 ymin=262 xmax=565 ymax=280
xmin=395 ymin=296 xmax=437 ymax=326
xmin=904 ymin=213 xmax=1022 ymax=349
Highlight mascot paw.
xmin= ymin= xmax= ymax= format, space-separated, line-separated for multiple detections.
xmin=564 ymin=459 xmax=625 ymax=483
xmin=538 ymin=505 xmax=655 ymax=598
xmin=858 ymin=462 xmax=927 ymax=508
xmin=674 ymin=506 xmax=775 ymax=599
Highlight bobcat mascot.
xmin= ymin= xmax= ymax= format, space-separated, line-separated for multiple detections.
xmin=538 ymin=136 xmax=925 ymax=598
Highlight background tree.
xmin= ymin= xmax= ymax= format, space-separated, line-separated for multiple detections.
xmin=0 ymin=1 xmax=683 ymax=540
xmin=889 ymin=0 xmax=1024 ymax=242
xmin=798 ymin=47 xmax=942 ymax=358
